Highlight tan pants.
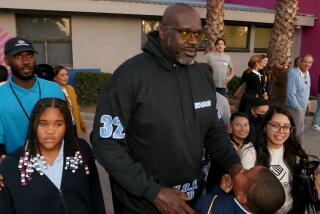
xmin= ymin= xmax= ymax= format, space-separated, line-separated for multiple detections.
xmin=288 ymin=108 xmax=306 ymax=144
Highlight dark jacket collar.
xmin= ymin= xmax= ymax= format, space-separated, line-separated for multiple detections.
xmin=143 ymin=31 xmax=194 ymax=72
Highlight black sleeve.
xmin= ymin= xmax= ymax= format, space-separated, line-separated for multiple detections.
xmin=91 ymin=67 xmax=161 ymax=203
xmin=246 ymin=73 xmax=262 ymax=97
xmin=204 ymin=93 xmax=240 ymax=172
xmin=240 ymin=69 xmax=250 ymax=85
xmin=0 ymin=165 xmax=15 ymax=214
xmin=89 ymin=159 xmax=106 ymax=214
xmin=0 ymin=144 xmax=6 ymax=155
xmin=78 ymin=139 xmax=106 ymax=214
xmin=0 ymin=186 xmax=15 ymax=214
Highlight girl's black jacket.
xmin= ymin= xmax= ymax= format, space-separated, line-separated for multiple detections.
xmin=0 ymin=139 xmax=106 ymax=214
xmin=92 ymin=31 xmax=240 ymax=213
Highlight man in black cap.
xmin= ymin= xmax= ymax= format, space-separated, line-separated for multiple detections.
xmin=0 ymin=37 xmax=64 ymax=157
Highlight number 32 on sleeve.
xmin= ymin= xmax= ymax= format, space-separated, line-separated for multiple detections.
xmin=99 ymin=115 xmax=125 ymax=139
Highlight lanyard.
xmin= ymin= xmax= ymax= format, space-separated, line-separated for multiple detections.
xmin=207 ymin=195 xmax=218 ymax=214
xmin=9 ymin=80 xmax=41 ymax=120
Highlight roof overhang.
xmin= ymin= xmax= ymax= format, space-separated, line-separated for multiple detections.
xmin=0 ymin=0 xmax=315 ymax=26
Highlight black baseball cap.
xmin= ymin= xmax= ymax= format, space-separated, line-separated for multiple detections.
xmin=4 ymin=37 xmax=37 ymax=56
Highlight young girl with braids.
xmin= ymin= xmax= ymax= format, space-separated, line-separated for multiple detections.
xmin=0 ymin=98 xmax=105 ymax=214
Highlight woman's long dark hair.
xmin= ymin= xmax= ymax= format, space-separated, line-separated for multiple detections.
xmin=253 ymin=105 xmax=308 ymax=172
xmin=24 ymin=98 xmax=77 ymax=157
xmin=252 ymin=105 xmax=314 ymax=213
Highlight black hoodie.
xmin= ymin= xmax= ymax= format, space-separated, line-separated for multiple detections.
xmin=92 ymin=31 xmax=240 ymax=213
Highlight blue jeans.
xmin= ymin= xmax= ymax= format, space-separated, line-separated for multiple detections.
xmin=312 ymin=93 xmax=320 ymax=125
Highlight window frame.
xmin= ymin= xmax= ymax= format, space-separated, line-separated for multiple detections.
xmin=223 ymin=21 xmax=251 ymax=52
xmin=141 ymin=19 xmax=252 ymax=52
xmin=253 ymin=24 xmax=273 ymax=53
xmin=16 ymin=14 xmax=73 ymax=66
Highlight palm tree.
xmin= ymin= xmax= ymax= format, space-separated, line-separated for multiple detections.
xmin=206 ymin=0 xmax=224 ymax=52
xmin=267 ymin=0 xmax=299 ymax=104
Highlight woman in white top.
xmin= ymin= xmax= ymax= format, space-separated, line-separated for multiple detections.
xmin=240 ymin=105 xmax=308 ymax=213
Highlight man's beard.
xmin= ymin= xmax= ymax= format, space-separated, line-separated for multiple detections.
xmin=176 ymin=50 xmax=195 ymax=65
xmin=166 ymin=39 xmax=196 ymax=65
xmin=11 ymin=66 xmax=34 ymax=80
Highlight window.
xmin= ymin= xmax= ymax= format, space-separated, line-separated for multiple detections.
xmin=141 ymin=20 xmax=160 ymax=46
xmin=254 ymin=26 xmax=272 ymax=52
xmin=224 ymin=24 xmax=250 ymax=51
xmin=141 ymin=20 xmax=250 ymax=52
xmin=16 ymin=15 xmax=72 ymax=66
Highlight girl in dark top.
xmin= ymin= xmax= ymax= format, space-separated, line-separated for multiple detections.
xmin=259 ymin=55 xmax=269 ymax=99
xmin=239 ymin=55 xmax=264 ymax=112
xmin=0 ymin=98 xmax=105 ymax=214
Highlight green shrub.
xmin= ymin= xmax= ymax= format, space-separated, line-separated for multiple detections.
xmin=75 ymin=72 xmax=112 ymax=104
xmin=227 ymin=75 xmax=241 ymax=97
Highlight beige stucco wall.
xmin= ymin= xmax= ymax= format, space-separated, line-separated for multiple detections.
xmin=0 ymin=12 xmax=16 ymax=35
xmin=0 ymin=10 xmax=302 ymax=76
xmin=72 ymin=15 xmax=142 ymax=73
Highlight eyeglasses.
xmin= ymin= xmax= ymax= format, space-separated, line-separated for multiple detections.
xmin=166 ymin=27 xmax=205 ymax=41
xmin=267 ymin=122 xmax=295 ymax=133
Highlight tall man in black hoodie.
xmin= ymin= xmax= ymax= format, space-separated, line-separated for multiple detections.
xmin=92 ymin=3 xmax=243 ymax=214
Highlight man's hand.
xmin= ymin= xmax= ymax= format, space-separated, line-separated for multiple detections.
xmin=307 ymin=103 xmax=312 ymax=113
xmin=0 ymin=174 xmax=3 ymax=190
xmin=153 ymin=188 xmax=195 ymax=214
xmin=0 ymin=154 xmax=6 ymax=163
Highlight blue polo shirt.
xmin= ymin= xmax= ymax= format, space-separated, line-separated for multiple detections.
xmin=0 ymin=76 xmax=64 ymax=153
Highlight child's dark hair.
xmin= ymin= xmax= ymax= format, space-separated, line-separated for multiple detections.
xmin=0 ymin=65 xmax=8 ymax=82
xmin=247 ymin=167 xmax=285 ymax=214
xmin=25 ymin=98 xmax=77 ymax=157
xmin=34 ymin=64 xmax=55 ymax=81
xmin=53 ymin=65 xmax=67 ymax=77
xmin=230 ymin=112 xmax=248 ymax=123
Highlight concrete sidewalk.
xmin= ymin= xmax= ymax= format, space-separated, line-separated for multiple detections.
xmin=301 ymin=116 xmax=320 ymax=157
xmin=82 ymin=112 xmax=114 ymax=214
